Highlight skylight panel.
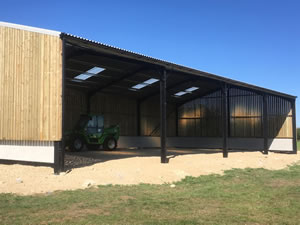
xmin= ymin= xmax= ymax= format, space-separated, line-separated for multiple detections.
xmin=185 ymin=87 xmax=199 ymax=92
xmin=130 ymin=78 xmax=159 ymax=90
xmin=75 ymin=74 xmax=93 ymax=80
xmin=144 ymin=78 xmax=159 ymax=85
xmin=74 ymin=67 xmax=105 ymax=81
xmin=174 ymin=86 xmax=199 ymax=97
xmin=174 ymin=91 xmax=188 ymax=97
xmin=132 ymin=83 xmax=148 ymax=89
xmin=86 ymin=67 xmax=105 ymax=74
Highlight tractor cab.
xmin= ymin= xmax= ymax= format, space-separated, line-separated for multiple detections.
xmin=87 ymin=115 xmax=104 ymax=134
xmin=75 ymin=114 xmax=104 ymax=134
xmin=65 ymin=114 xmax=120 ymax=151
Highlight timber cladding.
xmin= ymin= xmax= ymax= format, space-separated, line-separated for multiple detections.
xmin=64 ymin=89 xmax=138 ymax=136
xmin=178 ymin=88 xmax=293 ymax=138
xmin=140 ymin=97 xmax=176 ymax=137
xmin=0 ymin=25 xmax=62 ymax=141
xmin=64 ymin=89 xmax=177 ymax=137
xmin=65 ymin=87 xmax=293 ymax=139
xmin=178 ymin=91 xmax=222 ymax=137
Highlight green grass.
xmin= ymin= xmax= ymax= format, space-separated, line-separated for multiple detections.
xmin=1 ymin=165 xmax=300 ymax=225
xmin=298 ymin=140 xmax=300 ymax=150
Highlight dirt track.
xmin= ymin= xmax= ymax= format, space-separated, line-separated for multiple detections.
xmin=0 ymin=149 xmax=299 ymax=195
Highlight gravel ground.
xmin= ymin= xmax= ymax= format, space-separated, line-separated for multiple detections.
xmin=0 ymin=148 xmax=299 ymax=195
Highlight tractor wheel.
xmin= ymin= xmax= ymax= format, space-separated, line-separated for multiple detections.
xmin=72 ymin=137 xmax=85 ymax=152
xmin=87 ymin=144 xmax=100 ymax=151
xmin=103 ymin=137 xmax=117 ymax=151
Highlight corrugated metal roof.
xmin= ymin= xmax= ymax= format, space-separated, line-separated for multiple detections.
xmin=62 ymin=33 xmax=190 ymax=67
xmin=62 ymin=32 xmax=296 ymax=100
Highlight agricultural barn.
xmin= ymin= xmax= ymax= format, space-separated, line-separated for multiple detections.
xmin=0 ymin=22 xmax=297 ymax=174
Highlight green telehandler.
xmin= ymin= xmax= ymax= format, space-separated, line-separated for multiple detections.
xmin=65 ymin=114 xmax=120 ymax=151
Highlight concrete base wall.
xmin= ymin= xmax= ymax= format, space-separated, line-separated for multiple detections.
xmin=229 ymin=138 xmax=263 ymax=150
xmin=167 ymin=137 xmax=222 ymax=149
xmin=118 ymin=136 xmax=294 ymax=151
xmin=268 ymin=139 xmax=293 ymax=151
xmin=118 ymin=137 xmax=222 ymax=149
xmin=0 ymin=140 xmax=54 ymax=163
xmin=0 ymin=137 xmax=293 ymax=164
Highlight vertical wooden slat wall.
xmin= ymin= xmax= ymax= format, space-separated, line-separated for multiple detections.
xmin=178 ymin=91 xmax=222 ymax=137
xmin=178 ymin=88 xmax=293 ymax=138
xmin=0 ymin=26 xmax=62 ymax=141
xmin=64 ymin=88 xmax=87 ymax=132
xmin=267 ymin=95 xmax=293 ymax=138
xmin=64 ymin=88 xmax=177 ymax=137
xmin=64 ymin=89 xmax=138 ymax=136
xmin=229 ymin=88 xmax=263 ymax=137
xmin=140 ymin=96 xmax=176 ymax=137
xmin=91 ymin=93 xmax=138 ymax=136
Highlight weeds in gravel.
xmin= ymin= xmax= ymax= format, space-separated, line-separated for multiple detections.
xmin=0 ymin=164 xmax=300 ymax=225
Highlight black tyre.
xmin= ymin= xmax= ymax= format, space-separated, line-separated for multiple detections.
xmin=87 ymin=144 xmax=100 ymax=151
xmin=72 ymin=137 xmax=84 ymax=152
xmin=103 ymin=137 xmax=117 ymax=151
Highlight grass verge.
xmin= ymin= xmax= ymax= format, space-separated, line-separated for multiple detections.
xmin=1 ymin=164 xmax=300 ymax=225
xmin=298 ymin=140 xmax=300 ymax=150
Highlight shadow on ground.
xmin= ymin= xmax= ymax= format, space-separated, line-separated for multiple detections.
xmin=64 ymin=148 xmax=262 ymax=170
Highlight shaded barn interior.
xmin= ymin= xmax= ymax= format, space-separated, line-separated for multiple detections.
xmin=62 ymin=34 xmax=296 ymax=154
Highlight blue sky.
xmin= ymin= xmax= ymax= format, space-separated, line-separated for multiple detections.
xmin=1 ymin=0 xmax=299 ymax=126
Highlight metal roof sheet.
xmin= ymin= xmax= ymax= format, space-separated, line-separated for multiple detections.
xmin=62 ymin=33 xmax=296 ymax=100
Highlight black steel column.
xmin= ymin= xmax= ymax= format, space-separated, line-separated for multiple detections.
xmin=227 ymin=88 xmax=231 ymax=137
xmin=263 ymin=94 xmax=268 ymax=154
xmin=292 ymin=99 xmax=297 ymax=154
xmin=54 ymin=141 xmax=62 ymax=174
xmin=137 ymin=100 xmax=141 ymax=136
xmin=222 ymin=83 xmax=228 ymax=158
xmin=160 ymin=69 xmax=167 ymax=163
xmin=175 ymin=104 xmax=179 ymax=137
xmin=55 ymin=36 xmax=67 ymax=174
